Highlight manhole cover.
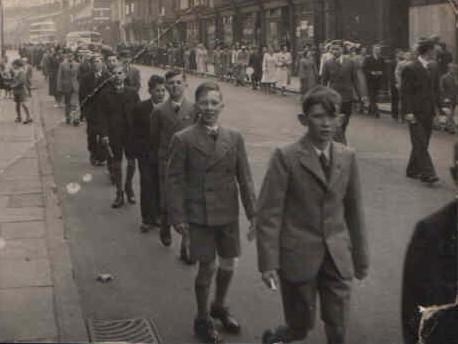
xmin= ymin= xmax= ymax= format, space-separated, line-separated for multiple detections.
xmin=87 ymin=318 xmax=162 ymax=343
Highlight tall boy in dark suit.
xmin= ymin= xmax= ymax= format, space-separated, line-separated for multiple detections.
xmin=167 ymin=82 xmax=256 ymax=343
xmin=256 ymin=86 xmax=369 ymax=344
xmin=99 ymin=64 xmax=140 ymax=208
xmin=151 ymin=70 xmax=198 ymax=261
xmin=130 ymin=75 xmax=166 ymax=232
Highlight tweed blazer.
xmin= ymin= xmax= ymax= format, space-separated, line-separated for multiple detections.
xmin=256 ymin=136 xmax=369 ymax=283
xmin=166 ymin=124 xmax=256 ymax=227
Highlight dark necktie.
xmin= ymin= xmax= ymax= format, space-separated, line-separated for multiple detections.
xmin=208 ymin=129 xmax=218 ymax=141
xmin=174 ymin=104 xmax=180 ymax=113
xmin=319 ymin=152 xmax=330 ymax=181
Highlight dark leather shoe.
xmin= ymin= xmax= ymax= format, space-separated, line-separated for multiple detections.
xmin=262 ymin=326 xmax=306 ymax=344
xmin=210 ymin=305 xmax=240 ymax=334
xmin=125 ymin=188 xmax=136 ymax=204
xmin=194 ymin=318 xmax=222 ymax=344
xmin=111 ymin=192 xmax=124 ymax=208
xmin=421 ymin=175 xmax=439 ymax=184
xmin=406 ymin=173 xmax=421 ymax=179
xmin=159 ymin=226 xmax=172 ymax=246
xmin=140 ymin=223 xmax=153 ymax=233
xmin=179 ymin=246 xmax=196 ymax=265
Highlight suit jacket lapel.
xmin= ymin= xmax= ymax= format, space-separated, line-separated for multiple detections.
xmin=190 ymin=124 xmax=213 ymax=156
xmin=207 ymin=127 xmax=232 ymax=169
xmin=298 ymin=137 xmax=327 ymax=188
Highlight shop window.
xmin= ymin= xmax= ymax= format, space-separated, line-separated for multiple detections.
xmin=223 ymin=16 xmax=233 ymax=46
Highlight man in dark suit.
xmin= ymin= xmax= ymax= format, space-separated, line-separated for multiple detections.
xmin=130 ymin=75 xmax=166 ymax=232
xmin=151 ymin=70 xmax=199 ymax=259
xmin=363 ymin=44 xmax=386 ymax=118
xmin=322 ymin=42 xmax=364 ymax=144
xmin=401 ymin=142 xmax=457 ymax=344
xmin=401 ymin=39 xmax=440 ymax=184
xmin=167 ymin=82 xmax=256 ymax=343
xmin=256 ymin=86 xmax=369 ymax=344
xmin=99 ymin=64 xmax=140 ymax=208
xmin=79 ymin=54 xmax=107 ymax=166
xmin=57 ymin=52 xmax=80 ymax=125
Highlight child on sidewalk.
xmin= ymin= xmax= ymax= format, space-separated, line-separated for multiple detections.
xmin=11 ymin=59 xmax=32 ymax=124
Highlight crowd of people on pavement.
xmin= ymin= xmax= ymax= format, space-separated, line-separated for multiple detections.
xmin=3 ymin=31 xmax=457 ymax=344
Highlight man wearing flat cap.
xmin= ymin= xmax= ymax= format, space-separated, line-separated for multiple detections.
xmin=401 ymin=39 xmax=441 ymax=184
xmin=402 ymin=141 xmax=458 ymax=344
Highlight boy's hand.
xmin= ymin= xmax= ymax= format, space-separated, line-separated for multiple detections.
xmin=247 ymin=218 xmax=256 ymax=242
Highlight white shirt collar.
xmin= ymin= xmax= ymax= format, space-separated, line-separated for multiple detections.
xmin=418 ymin=56 xmax=429 ymax=69
xmin=312 ymin=143 xmax=331 ymax=161
xmin=171 ymin=98 xmax=184 ymax=108
xmin=204 ymin=124 xmax=219 ymax=132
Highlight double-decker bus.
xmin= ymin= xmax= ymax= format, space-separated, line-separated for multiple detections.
xmin=28 ymin=20 xmax=57 ymax=44
xmin=65 ymin=31 xmax=102 ymax=51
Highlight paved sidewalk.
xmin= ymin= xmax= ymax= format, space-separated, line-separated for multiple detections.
xmin=0 ymin=75 xmax=87 ymax=342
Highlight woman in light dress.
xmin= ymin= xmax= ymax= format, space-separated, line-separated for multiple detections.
xmin=261 ymin=46 xmax=277 ymax=94
xmin=298 ymin=49 xmax=318 ymax=97
xmin=275 ymin=45 xmax=292 ymax=95
xmin=195 ymin=43 xmax=208 ymax=76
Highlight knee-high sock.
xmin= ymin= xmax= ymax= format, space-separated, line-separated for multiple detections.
xmin=214 ymin=268 xmax=234 ymax=308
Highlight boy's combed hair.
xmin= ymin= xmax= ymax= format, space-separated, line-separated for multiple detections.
xmin=12 ymin=59 xmax=24 ymax=67
xmin=195 ymin=81 xmax=222 ymax=101
xmin=416 ymin=39 xmax=435 ymax=56
xmin=302 ymin=85 xmax=342 ymax=116
xmin=165 ymin=69 xmax=185 ymax=81
xmin=148 ymin=75 xmax=165 ymax=90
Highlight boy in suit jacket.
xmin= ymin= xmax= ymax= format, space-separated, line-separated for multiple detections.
xmin=57 ymin=52 xmax=80 ymax=125
xmin=322 ymin=43 xmax=365 ymax=144
xmin=150 ymin=70 xmax=199 ymax=259
xmin=130 ymin=75 xmax=166 ymax=232
xmin=79 ymin=55 xmax=107 ymax=166
xmin=256 ymin=86 xmax=369 ymax=344
xmin=167 ymin=82 xmax=256 ymax=343
xmin=99 ymin=64 xmax=140 ymax=208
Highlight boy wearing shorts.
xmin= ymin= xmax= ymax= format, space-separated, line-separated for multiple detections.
xmin=167 ymin=81 xmax=256 ymax=343
xmin=11 ymin=59 xmax=32 ymax=124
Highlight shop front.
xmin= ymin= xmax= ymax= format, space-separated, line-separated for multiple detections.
xmin=240 ymin=11 xmax=259 ymax=47
xmin=221 ymin=14 xmax=234 ymax=47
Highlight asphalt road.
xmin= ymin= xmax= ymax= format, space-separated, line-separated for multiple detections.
xmin=38 ymin=65 xmax=456 ymax=344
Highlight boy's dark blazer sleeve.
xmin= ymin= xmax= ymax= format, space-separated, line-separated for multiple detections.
xmin=235 ymin=132 xmax=256 ymax=220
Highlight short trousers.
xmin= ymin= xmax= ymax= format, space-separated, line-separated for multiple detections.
xmin=14 ymin=93 xmax=27 ymax=103
xmin=189 ymin=222 xmax=240 ymax=263
xmin=279 ymin=250 xmax=353 ymax=333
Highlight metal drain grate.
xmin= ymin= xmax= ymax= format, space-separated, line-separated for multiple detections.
xmin=87 ymin=318 xmax=162 ymax=343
